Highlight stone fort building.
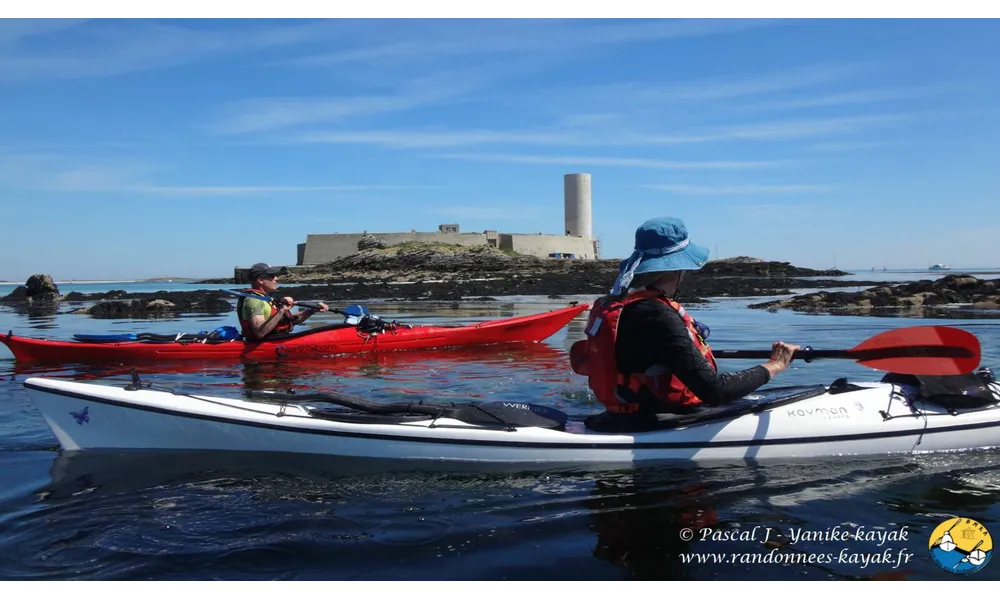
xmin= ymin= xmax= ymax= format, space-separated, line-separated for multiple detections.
xmin=295 ymin=173 xmax=599 ymax=265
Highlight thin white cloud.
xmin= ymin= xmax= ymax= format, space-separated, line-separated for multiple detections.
xmin=805 ymin=140 xmax=899 ymax=152
xmin=0 ymin=154 xmax=427 ymax=196
xmin=642 ymin=184 xmax=830 ymax=195
xmin=735 ymin=85 xmax=954 ymax=112
xmin=121 ymin=185 xmax=428 ymax=196
xmin=288 ymin=129 xmax=582 ymax=148
xmin=620 ymin=114 xmax=911 ymax=144
xmin=511 ymin=61 xmax=881 ymax=117
xmin=605 ymin=62 xmax=878 ymax=103
xmin=431 ymin=153 xmax=786 ymax=170
xmin=280 ymin=19 xmax=782 ymax=68
xmin=215 ymin=94 xmax=476 ymax=136
xmin=0 ymin=18 xmax=86 ymax=48
xmin=281 ymin=113 xmax=908 ymax=149
xmin=0 ymin=19 xmax=349 ymax=82
xmin=213 ymin=96 xmax=434 ymax=136
xmin=210 ymin=67 xmax=498 ymax=135
xmin=730 ymin=203 xmax=842 ymax=220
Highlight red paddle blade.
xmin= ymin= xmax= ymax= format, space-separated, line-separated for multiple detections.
xmin=851 ymin=325 xmax=981 ymax=375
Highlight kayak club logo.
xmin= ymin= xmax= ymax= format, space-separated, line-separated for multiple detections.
xmin=928 ymin=517 xmax=992 ymax=574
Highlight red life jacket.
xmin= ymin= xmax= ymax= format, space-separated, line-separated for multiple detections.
xmin=236 ymin=288 xmax=294 ymax=340
xmin=569 ymin=289 xmax=717 ymax=414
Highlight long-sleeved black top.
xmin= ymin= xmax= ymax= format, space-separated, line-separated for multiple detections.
xmin=614 ymin=296 xmax=771 ymax=409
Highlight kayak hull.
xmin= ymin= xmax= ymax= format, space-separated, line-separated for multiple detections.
xmin=1 ymin=303 xmax=588 ymax=364
xmin=23 ymin=376 xmax=1000 ymax=464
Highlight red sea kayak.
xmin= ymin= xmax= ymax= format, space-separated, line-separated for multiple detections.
xmin=1 ymin=303 xmax=588 ymax=364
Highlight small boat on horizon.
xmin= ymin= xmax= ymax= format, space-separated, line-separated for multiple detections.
xmin=929 ymin=263 xmax=951 ymax=271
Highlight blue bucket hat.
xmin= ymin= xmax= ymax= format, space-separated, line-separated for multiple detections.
xmin=611 ymin=217 xmax=710 ymax=295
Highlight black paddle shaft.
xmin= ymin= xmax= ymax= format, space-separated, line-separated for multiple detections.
xmin=219 ymin=289 xmax=332 ymax=313
xmin=294 ymin=301 xmax=331 ymax=311
xmin=712 ymin=345 xmax=976 ymax=363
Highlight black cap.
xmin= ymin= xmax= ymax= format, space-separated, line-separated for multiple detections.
xmin=247 ymin=263 xmax=287 ymax=279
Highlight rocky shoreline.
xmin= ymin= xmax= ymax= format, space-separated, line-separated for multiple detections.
xmin=2 ymin=244 xmax=994 ymax=319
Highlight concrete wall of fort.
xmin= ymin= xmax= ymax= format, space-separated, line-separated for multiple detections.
xmin=500 ymin=234 xmax=597 ymax=259
xmin=299 ymin=231 xmax=598 ymax=265
xmin=300 ymin=232 xmax=488 ymax=265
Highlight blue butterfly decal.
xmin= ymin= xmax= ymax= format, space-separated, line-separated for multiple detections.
xmin=70 ymin=406 xmax=89 ymax=425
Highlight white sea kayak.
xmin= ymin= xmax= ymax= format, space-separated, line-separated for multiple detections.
xmin=22 ymin=370 xmax=1000 ymax=465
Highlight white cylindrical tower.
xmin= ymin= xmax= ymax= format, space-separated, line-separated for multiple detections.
xmin=563 ymin=173 xmax=592 ymax=238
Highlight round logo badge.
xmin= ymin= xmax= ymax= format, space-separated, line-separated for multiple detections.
xmin=928 ymin=517 xmax=992 ymax=574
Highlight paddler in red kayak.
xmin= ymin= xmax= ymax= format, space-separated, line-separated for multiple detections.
xmin=571 ymin=217 xmax=798 ymax=415
xmin=238 ymin=263 xmax=329 ymax=341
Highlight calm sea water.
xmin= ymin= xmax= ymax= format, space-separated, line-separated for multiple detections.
xmin=2 ymin=286 xmax=1000 ymax=581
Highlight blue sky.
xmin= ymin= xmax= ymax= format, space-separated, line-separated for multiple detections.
xmin=1 ymin=17 xmax=998 ymax=281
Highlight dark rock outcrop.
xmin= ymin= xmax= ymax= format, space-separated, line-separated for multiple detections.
xmin=749 ymin=274 xmax=1000 ymax=318
xmin=0 ymin=275 xmax=233 ymax=318
xmin=699 ymin=256 xmax=848 ymax=277
xmin=86 ymin=293 xmax=232 ymax=318
xmin=2 ymin=274 xmax=60 ymax=303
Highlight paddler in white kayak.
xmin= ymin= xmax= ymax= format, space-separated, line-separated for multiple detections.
xmin=571 ymin=216 xmax=799 ymax=420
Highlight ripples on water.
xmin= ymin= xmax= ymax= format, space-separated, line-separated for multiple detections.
xmin=2 ymin=295 xmax=1000 ymax=580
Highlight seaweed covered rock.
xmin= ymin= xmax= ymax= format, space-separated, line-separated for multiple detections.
xmin=87 ymin=294 xmax=232 ymax=318
xmin=2 ymin=274 xmax=60 ymax=303
xmin=749 ymin=274 xmax=1000 ymax=318
xmin=699 ymin=257 xmax=848 ymax=277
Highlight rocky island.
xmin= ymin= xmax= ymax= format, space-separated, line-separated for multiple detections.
xmin=749 ymin=274 xmax=1000 ymax=319
xmin=200 ymin=242 xmax=862 ymax=303
xmin=2 ymin=241 xmax=991 ymax=319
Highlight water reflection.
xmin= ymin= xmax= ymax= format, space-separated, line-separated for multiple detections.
xmin=7 ymin=342 xmax=576 ymax=395
xmin=581 ymin=453 xmax=1000 ymax=580
xmin=26 ymin=448 xmax=1000 ymax=580
xmin=235 ymin=347 xmax=569 ymax=394
xmin=3 ymin=302 xmax=63 ymax=321
xmin=585 ymin=467 xmax=718 ymax=579
xmin=28 ymin=309 xmax=62 ymax=322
